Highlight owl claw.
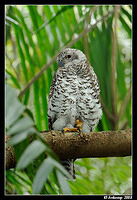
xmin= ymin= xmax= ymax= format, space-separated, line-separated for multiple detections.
xmin=63 ymin=127 xmax=80 ymax=133
xmin=62 ymin=120 xmax=83 ymax=133
xmin=62 ymin=127 xmax=70 ymax=134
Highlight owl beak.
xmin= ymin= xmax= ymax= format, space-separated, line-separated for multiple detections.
xmin=58 ymin=60 xmax=65 ymax=67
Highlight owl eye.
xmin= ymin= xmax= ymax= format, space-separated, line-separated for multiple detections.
xmin=66 ymin=55 xmax=71 ymax=59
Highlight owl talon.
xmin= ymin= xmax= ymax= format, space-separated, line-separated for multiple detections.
xmin=63 ymin=127 xmax=80 ymax=133
xmin=63 ymin=127 xmax=71 ymax=133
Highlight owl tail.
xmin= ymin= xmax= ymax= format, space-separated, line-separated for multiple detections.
xmin=61 ymin=159 xmax=76 ymax=180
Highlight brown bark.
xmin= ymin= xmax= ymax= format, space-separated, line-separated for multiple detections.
xmin=41 ymin=128 xmax=132 ymax=159
xmin=6 ymin=128 xmax=132 ymax=169
xmin=5 ymin=135 xmax=16 ymax=169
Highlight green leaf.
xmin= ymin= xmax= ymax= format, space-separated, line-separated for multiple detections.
xmin=5 ymin=84 xmax=25 ymax=128
xmin=16 ymin=140 xmax=46 ymax=169
xmin=13 ymin=26 xmax=29 ymax=82
xmin=121 ymin=6 xmax=132 ymax=23
xmin=12 ymin=6 xmax=41 ymax=68
xmin=32 ymin=157 xmax=54 ymax=194
xmin=8 ymin=116 xmax=34 ymax=135
xmin=35 ymin=6 xmax=73 ymax=34
xmin=56 ymin=170 xmax=72 ymax=194
xmin=6 ymin=15 xmax=20 ymax=26
xmin=8 ymin=127 xmax=38 ymax=146
xmin=5 ymin=70 xmax=21 ymax=89
xmin=45 ymin=179 xmax=57 ymax=194
xmin=116 ymin=45 xmax=127 ymax=100
xmin=52 ymin=6 xmax=66 ymax=44
xmin=119 ymin=14 xmax=131 ymax=38
xmin=33 ymin=81 xmax=42 ymax=130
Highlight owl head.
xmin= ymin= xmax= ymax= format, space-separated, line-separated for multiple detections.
xmin=57 ymin=48 xmax=87 ymax=67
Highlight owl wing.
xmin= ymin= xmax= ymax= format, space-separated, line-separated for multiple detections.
xmin=47 ymin=70 xmax=57 ymax=130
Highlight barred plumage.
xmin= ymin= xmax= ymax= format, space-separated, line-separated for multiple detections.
xmin=47 ymin=48 xmax=102 ymax=179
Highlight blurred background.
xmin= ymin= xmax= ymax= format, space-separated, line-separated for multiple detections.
xmin=5 ymin=5 xmax=132 ymax=195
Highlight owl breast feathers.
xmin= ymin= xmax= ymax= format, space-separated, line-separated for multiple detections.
xmin=47 ymin=48 xmax=102 ymax=133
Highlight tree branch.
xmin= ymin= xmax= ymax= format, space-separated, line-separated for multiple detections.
xmin=6 ymin=128 xmax=132 ymax=169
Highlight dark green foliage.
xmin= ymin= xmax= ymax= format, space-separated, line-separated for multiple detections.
xmin=5 ymin=5 xmax=132 ymax=195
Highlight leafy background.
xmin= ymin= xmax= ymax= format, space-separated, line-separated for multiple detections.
xmin=5 ymin=5 xmax=132 ymax=195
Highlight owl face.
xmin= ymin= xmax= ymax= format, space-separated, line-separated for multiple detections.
xmin=57 ymin=48 xmax=87 ymax=67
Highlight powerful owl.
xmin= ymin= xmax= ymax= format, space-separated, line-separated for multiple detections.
xmin=47 ymin=48 xmax=102 ymax=179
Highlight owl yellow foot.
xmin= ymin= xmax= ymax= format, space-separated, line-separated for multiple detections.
xmin=63 ymin=127 xmax=80 ymax=133
xmin=62 ymin=120 xmax=83 ymax=133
